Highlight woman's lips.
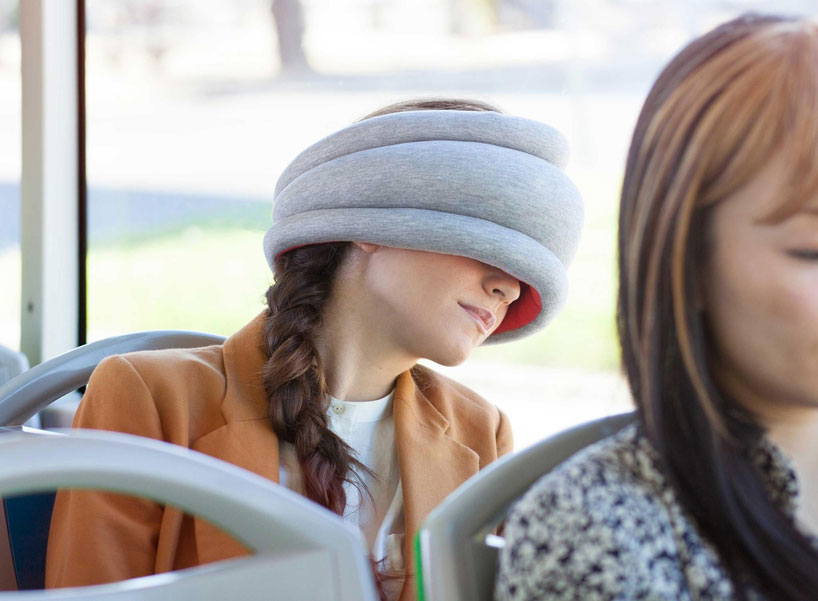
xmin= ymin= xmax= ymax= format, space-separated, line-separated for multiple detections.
xmin=459 ymin=302 xmax=496 ymax=333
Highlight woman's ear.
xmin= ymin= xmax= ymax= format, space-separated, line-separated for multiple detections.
xmin=352 ymin=242 xmax=380 ymax=254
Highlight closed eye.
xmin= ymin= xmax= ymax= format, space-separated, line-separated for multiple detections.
xmin=786 ymin=249 xmax=818 ymax=260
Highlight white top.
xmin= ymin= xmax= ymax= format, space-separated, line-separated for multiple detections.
xmin=278 ymin=389 xmax=405 ymax=595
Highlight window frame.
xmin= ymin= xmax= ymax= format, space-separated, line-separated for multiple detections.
xmin=18 ymin=0 xmax=85 ymax=365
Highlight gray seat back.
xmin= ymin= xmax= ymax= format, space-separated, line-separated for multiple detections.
xmin=0 ymin=428 xmax=378 ymax=600
xmin=0 ymin=331 xmax=225 ymax=426
xmin=415 ymin=411 xmax=636 ymax=601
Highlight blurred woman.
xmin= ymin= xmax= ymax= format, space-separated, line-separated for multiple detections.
xmin=496 ymin=14 xmax=818 ymax=601
xmin=45 ymin=98 xmax=583 ymax=601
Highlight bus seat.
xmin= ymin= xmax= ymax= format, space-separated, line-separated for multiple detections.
xmin=0 ymin=427 xmax=62 ymax=592
xmin=0 ymin=334 xmax=226 ymax=591
xmin=4 ymin=491 xmax=55 ymax=591
xmin=0 ymin=331 xmax=225 ymax=427
xmin=415 ymin=411 xmax=636 ymax=601
xmin=36 ymin=393 xmax=81 ymax=431
xmin=0 ymin=428 xmax=378 ymax=600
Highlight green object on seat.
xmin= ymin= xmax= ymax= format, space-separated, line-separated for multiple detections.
xmin=414 ymin=530 xmax=425 ymax=601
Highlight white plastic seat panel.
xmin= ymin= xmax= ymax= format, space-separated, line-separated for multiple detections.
xmin=0 ymin=429 xmax=377 ymax=601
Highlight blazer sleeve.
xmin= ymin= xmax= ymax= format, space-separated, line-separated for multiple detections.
xmin=45 ymin=355 xmax=166 ymax=588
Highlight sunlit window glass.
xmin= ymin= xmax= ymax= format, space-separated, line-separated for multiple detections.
xmin=0 ymin=1 xmax=20 ymax=352
xmin=84 ymin=0 xmax=818 ymax=448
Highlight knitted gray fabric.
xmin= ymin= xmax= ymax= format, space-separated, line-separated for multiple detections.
xmin=263 ymin=110 xmax=583 ymax=344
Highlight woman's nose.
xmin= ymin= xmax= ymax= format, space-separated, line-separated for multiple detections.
xmin=484 ymin=269 xmax=521 ymax=303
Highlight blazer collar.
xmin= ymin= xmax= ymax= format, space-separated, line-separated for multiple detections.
xmin=221 ymin=311 xmax=271 ymax=422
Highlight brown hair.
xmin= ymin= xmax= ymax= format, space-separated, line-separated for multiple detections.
xmin=359 ymin=97 xmax=502 ymax=120
xmin=261 ymin=97 xmax=501 ymax=598
xmin=618 ymin=14 xmax=818 ymax=600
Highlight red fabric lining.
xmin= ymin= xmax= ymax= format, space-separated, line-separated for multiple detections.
xmin=492 ymin=283 xmax=541 ymax=335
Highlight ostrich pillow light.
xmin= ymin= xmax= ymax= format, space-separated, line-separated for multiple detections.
xmin=263 ymin=109 xmax=583 ymax=344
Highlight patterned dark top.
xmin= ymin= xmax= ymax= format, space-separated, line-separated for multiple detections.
xmin=494 ymin=423 xmax=807 ymax=601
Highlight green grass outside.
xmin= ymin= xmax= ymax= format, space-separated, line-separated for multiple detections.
xmin=2 ymin=227 xmax=619 ymax=368
xmin=85 ymin=226 xmax=274 ymax=338
xmin=2 ymin=170 xmax=623 ymax=370
xmin=84 ymin=180 xmax=620 ymax=368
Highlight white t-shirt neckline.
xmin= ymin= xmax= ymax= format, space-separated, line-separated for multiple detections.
xmin=328 ymin=389 xmax=395 ymax=423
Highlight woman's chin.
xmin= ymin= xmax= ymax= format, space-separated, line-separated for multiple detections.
xmin=424 ymin=340 xmax=475 ymax=367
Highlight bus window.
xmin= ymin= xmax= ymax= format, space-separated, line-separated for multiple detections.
xmin=75 ymin=0 xmax=816 ymax=449
xmin=0 ymin=2 xmax=20 ymax=353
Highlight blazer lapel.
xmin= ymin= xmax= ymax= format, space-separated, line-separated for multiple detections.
xmin=191 ymin=312 xmax=282 ymax=565
xmin=192 ymin=310 xmax=278 ymax=480
xmin=394 ymin=368 xmax=480 ymax=600
xmin=191 ymin=418 xmax=282 ymax=565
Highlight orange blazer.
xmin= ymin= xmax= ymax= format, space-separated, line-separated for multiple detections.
xmin=45 ymin=312 xmax=512 ymax=601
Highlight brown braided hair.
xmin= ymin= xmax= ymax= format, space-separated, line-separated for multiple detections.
xmin=263 ymin=242 xmax=368 ymax=512
xmin=262 ymin=98 xmax=502 ymax=598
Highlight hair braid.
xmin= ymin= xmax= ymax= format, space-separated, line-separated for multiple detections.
xmin=262 ymin=242 xmax=367 ymax=514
